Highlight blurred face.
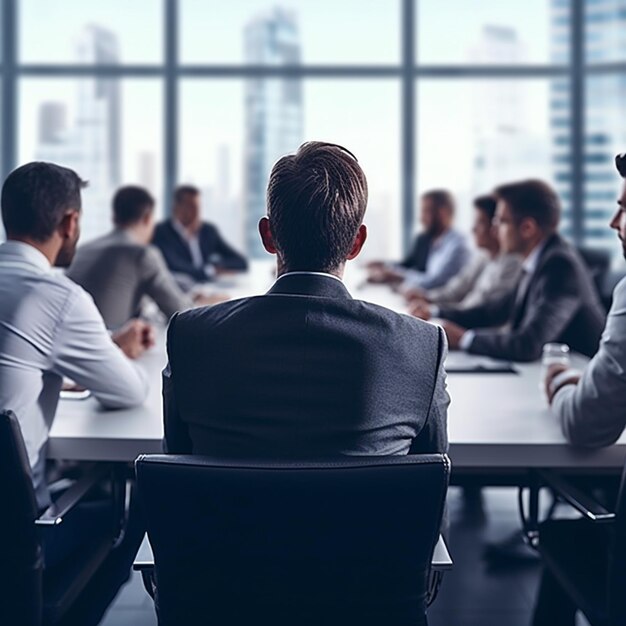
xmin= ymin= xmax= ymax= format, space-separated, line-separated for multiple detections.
xmin=420 ymin=196 xmax=435 ymax=232
xmin=174 ymin=192 xmax=201 ymax=229
xmin=55 ymin=210 xmax=81 ymax=267
xmin=609 ymin=181 xmax=626 ymax=260
xmin=494 ymin=200 xmax=523 ymax=255
xmin=472 ymin=207 xmax=496 ymax=250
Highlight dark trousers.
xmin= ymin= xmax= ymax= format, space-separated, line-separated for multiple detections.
xmin=532 ymin=568 xmax=579 ymax=626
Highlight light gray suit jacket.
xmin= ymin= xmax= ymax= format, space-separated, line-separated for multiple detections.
xmin=67 ymin=229 xmax=193 ymax=329
xmin=552 ymin=276 xmax=626 ymax=447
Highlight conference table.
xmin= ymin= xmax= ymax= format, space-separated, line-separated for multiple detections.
xmin=49 ymin=261 xmax=626 ymax=478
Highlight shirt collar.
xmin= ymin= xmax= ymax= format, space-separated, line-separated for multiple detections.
xmin=277 ymin=271 xmax=344 ymax=284
xmin=172 ymin=218 xmax=196 ymax=241
xmin=522 ymin=238 xmax=549 ymax=275
xmin=0 ymin=240 xmax=52 ymax=272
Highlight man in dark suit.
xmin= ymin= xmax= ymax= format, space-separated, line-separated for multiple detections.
xmin=440 ymin=180 xmax=605 ymax=361
xmin=162 ymin=141 xmax=449 ymax=458
xmin=152 ymin=185 xmax=247 ymax=288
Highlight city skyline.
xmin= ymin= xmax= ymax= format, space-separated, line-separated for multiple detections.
xmin=23 ymin=0 xmax=625 ymax=262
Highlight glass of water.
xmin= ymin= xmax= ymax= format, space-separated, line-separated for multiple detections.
xmin=540 ymin=343 xmax=571 ymax=396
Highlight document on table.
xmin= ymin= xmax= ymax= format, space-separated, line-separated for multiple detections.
xmin=444 ymin=351 xmax=518 ymax=374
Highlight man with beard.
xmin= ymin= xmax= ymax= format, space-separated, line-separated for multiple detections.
xmin=0 ymin=162 xmax=150 ymax=623
xmin=367 ymin=189 xmax=469 ymax=290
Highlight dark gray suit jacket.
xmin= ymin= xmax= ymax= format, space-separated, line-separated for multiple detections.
xmin=440 ymin=234 xmax=605 ymax=361
xmin=68 ymin=229 xmax=193 ymax=329
xmin=163 ymin=273 xmax=449 ymax=458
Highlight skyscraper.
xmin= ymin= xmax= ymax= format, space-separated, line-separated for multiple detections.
xmin=469 ymin=26 xmax=548 ymax=197
xmin=36 ymin=24 xmax=121 ymax=241
xmin=243 ymin=7 xmax=304 ymax=258
xmin=550 ymin=0 xmax=626 ymax=260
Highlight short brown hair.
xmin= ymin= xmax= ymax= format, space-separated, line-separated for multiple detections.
xmin=266 ymin=141 xmax=368 ymax=272
xmin=422 ymin=189 xmax=455 ymax=212
xmin=616 ymin=153 xmax=626 ymax=178
xmin=113 ymin=185 xmax=154 ymax=226
xmin=473 ymin=194 xmax=497 ymax=221
xmin=494 ymin=179 xmax=560 ymax=233
xmin=173 ymin=184 xmax=200 ymax=205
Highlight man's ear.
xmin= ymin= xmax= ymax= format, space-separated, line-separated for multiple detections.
xmin=258 ymin=216 xmax=278 ymax=254
xmin=58 ymin=210 xmax=79 ymax=241
xmin=347 ymin=224 xmax=368 ymax=260
xmin=519 ymin=217 xmax=539 ymax=241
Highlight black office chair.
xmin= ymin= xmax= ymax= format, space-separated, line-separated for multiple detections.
xmin=526 ymin=466 xmax=626 ymax=626
xmin=135 ymin=454 xmax=451 ymax=626
xmin=0 ymin=409 xmax=124 ymax=626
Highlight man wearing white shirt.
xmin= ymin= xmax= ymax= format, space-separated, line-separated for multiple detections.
xmin=439 ymin=180 xmax=604 ymax=361
xmin=0 ymin=162 xmax=151 ymax=617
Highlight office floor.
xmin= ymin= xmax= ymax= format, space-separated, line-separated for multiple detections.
xmin=100 ymin=487 xmax=591 ymax=626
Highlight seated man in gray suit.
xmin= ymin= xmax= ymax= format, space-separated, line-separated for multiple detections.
xmin=440 ymin=180 xmax=605 ymax=361
xmin=163 ymin=141 xmax=449 ymax=458
xmin=68 ymin=186 xmax=222 ymax=329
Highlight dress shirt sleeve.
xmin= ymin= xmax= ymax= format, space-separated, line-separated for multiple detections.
xmin=51 ymin=287 xmax=148 ymax=409
xmin=402 ymin=233 xmax=468 ymax=291
xmin=140 ymin=246 xmax=194 ymax=320
xmin=409 ymin=325 xmax=450 ymax=454
xmin=552 ymin=279 xmax=626 ymax=447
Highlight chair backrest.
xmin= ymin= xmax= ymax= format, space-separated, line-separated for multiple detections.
xmin=0 ymin=410 xmax=43 ymax=626
xmin=136 ymin=453 xmax=450 ymax=626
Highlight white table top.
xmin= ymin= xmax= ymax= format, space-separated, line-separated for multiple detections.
xmin=49 ymin=261 xmax=626 ymax=471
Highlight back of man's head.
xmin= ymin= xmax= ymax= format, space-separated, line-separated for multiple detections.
xmin=113 ymin=185 xmax=155 ymax=227
xmin=266 ymin=141 xmax=368 ymax=272
xmin=494 ymin=179 xmax=560 ymax=233
xmin=1 ymin=162 xmax=87 ymax=242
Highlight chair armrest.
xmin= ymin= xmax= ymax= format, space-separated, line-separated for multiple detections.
xmin=35 ymin=464 xmax=111 ymax=526
xmin=133 ymin=561 xmax=154 ymax=572
xmin=536 ymin=469 xmax=616 ymax=523
xmin=431 ymin=534 xmax=453 ymax=571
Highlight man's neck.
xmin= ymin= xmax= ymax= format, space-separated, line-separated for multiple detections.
xmin=8 ymin=236 xmax=56 ymax=266
xmin=521 ymin=235 xmax=548 ymax=260
xmin=277 ymin=262 xmax=345 ymax=280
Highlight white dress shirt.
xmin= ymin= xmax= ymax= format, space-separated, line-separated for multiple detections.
xmin=0 ymin=241 xmax=148 ymax=507
xmin=400 ymin=229 xmax=469 ymax=291
xmin=172 ymin=218 xmax=204 ymax=269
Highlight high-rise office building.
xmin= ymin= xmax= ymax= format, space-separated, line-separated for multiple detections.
xmin=551 ymin=0 xmax=626 ymax=259
xmin=37 ymin=25 xmax=121 ymax=241
xmin=470 ymin=26 xmax=548 ymax=197
xmin=243 ymin=7 xmax=304 ymax=257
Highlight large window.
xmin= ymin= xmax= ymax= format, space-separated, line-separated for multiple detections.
xmin=1 ymin=0 xmax=626 ymax=264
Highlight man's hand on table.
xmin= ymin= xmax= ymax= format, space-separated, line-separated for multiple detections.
xmin=409 ymin=301 xmax=432 ymax=321
xmin=544 ymin=363 xmax=581 ymax=405
xmin=112 ymin=319 xmax=155 ymax=359
xmin=440 ymin=320 xmax=467 ymax=350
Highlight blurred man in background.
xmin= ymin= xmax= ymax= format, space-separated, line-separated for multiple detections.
xmin=408 ymin=194 xmax=522 ymax=319
xmin=68 ymin=186 xmax=225 ymax=329
xmin=153 ymin=185 xmax=247 ymax=290
xmin=439 ymin=180 xmax=605 ymax=362
xmin=367 ymin=189 xmax=469 ymax=291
